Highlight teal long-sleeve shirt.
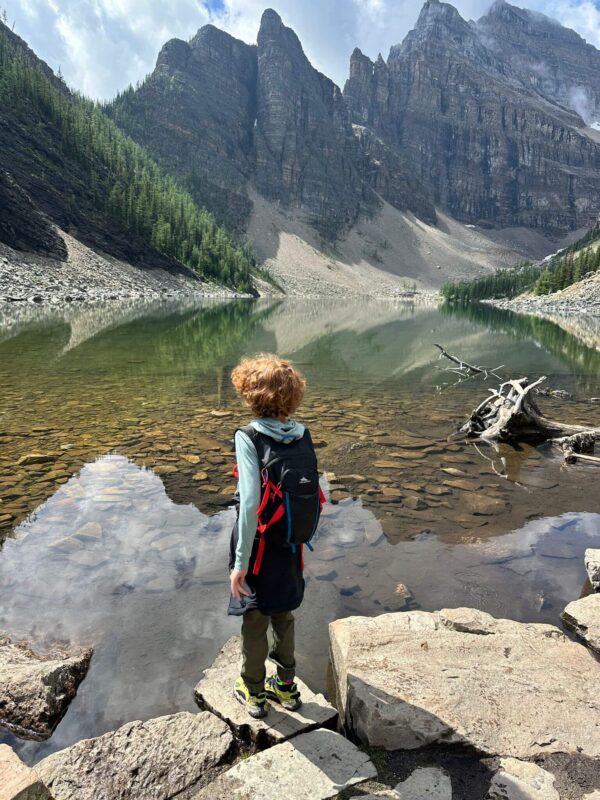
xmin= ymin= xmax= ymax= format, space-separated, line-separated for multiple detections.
xmin=233 ymin=417 xmax=305 ymax=571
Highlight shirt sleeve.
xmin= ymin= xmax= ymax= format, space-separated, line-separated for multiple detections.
xmin=234 ymin=429 xmax=261 ymax=571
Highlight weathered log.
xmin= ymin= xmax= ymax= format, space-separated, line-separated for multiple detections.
xmin=460 ymin=377 xmax=600 ymax=461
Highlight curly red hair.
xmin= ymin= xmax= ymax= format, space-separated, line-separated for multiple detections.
xmin=231 ymin=354 xmax=305 ymax=418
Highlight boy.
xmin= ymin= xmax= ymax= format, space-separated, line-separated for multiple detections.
xmin=228 ymin=353 xmax=322 ymax=719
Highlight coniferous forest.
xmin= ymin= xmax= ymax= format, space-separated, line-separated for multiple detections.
xmin=441 ymin=224 xmax=600 ymax=304
xmin=0 ymin=26 xmax=255 ymax=290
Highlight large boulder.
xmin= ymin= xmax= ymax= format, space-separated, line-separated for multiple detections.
xmin=35 ymin=711 xmax=234 ymax=800
xmin=585 ymin=549 xmax=600 ymax=590
xmin=194 ymin=636 xmax=337 ymax=745
xmin=329 ymin=608 xmax=600 ymax=758
xmin=0 ymin=744 xmax=52 ymax=800
xmin=192 ymin=728 xmax=376 ymax=800
xmin=561 ymin=594 xmax=600 ymax=655
xmin=0 ymin=636 xmax=92 ymax=740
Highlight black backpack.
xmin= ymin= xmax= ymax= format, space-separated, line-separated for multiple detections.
xmin=233 ymin=425 xmax=325 ymax=576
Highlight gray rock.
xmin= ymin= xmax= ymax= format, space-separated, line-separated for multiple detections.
xmin=395 ymin=766 xmax=452 ymax=799
xmin=329 ymin=608 xmax=600 ymax=758
xmin=486 ymin=757 xmax=559 ymax=800
xmin=561 ymin=594 xmax=600 ymax=654
xmin=192 ymin=728 xmax=377 ymax=799
xmin=35 ymin=711 xmax=233 ymax=800
xmin=585 ymin=548 xmax=600 ymax=590
xmin=0 ymin=636 xmax=92 ymax=740
xmin=194 ymin=637 xmax=337 ymax=744
xmin=0 ymin=744 xmax=52 ymax=800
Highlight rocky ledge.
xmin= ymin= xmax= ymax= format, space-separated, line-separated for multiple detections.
xmin=4 ymin=605 xmax=600 ymax=799
xmin=329 ymin=607 xmax=600 ymax=758
xmin=0 ymin=636 xmax=92 ymax=740
xmin=586 ymin=548 xmax=600 ymax=590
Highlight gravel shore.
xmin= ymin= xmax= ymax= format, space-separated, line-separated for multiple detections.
xmin=489 ymin=272 xmax=600 ymax=317
xmin=0 ymin=229 xmax=248 ymax=307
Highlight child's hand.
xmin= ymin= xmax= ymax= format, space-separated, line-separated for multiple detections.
xmin=230 ymin=568 xmax=250 ymax=600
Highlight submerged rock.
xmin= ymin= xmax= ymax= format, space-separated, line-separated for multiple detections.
xmin=0 ymin=636 xmax=92 ymax=740
xmin=561 ymin=594 xmax=600 ymax=655
xmin=192 ymin=728 xmax=376 ymax=800
xmin=487 ymin=757 xmax=559 ymax=800
xmin=35 ymin=711 xmax=233 ymax=800
xmin=0 ymin=744 xmax=52 ymax=800
xmin=194 ymin=637 xmax=337 ymax=745
xmin=329 ymin=608 xmax=600 ymax=758
xmin=585 ymin=548 xmax=600 ymax=590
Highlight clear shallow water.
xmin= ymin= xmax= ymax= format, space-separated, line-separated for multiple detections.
xmin=1 ymin=298 xmax=600 ymax=762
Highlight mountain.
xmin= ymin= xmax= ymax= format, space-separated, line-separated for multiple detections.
xmin=0 ymin=21 xmax=255 ymax=289
xmin=4 ymin=2 xmax=600 ymax=296
xmin=104 ymin=1 xmax=600 ymax=292
xmin=477 ymin=0 xmax=600 ymax=125
xmin=343 ymin=0 xmax=600 ymax=234
xmin=109 ymin=9 xmax=436 ymax=241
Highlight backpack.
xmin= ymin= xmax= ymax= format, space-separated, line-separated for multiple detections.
xmin=232 ymin=425 xmax=325 ymax=577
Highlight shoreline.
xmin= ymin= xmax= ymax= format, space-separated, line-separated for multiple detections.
xmin=487 ymin=272 xmax=600 ymax=318
xmin=0 ymin=231 xmax=253 ymax=308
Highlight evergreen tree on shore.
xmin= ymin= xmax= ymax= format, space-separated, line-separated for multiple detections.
xmin=441 ymin=223 xmax=600 ymax=303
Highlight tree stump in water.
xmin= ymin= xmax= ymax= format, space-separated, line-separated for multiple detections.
xmin=460 ymin=376 xmax=600 ymax=462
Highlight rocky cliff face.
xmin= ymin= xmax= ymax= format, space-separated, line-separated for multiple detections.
xmin=112 ymin=9 xmax=435 ymax=240
xmin=0 ymin=171 xmax=67 ymax=260
xmin=254 ymin=10 xmax=376 ymax=238
xmin=477 ymin=0 xmax=600 ymax=126
xmin=110 ymin=25 xmax=257 ymax=233
xmin=344 ymin=0 xmax=600 ymax=233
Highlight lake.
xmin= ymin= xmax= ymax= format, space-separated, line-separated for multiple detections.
xmin=1 ymin=297 xmax=600 ymax=763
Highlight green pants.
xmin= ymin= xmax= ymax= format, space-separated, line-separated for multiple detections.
xmin=241 ymin=609 xmax=296 ymax=694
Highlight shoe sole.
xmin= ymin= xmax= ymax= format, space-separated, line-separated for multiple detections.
xmin=233 ymin=688 xmax=267 ymax=719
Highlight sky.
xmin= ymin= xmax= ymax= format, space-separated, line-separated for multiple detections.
xmin=4 ymin=0 xmax=600 ymax=100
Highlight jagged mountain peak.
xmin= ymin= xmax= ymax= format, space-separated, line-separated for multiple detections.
xmin=415 ymin=0 xmax=468 ymax=29
xmin=484 ymin=0 xmax=558 ymax=28
xmin=390 ymin=0 xmax=489 ymax=65
xmin=156 ymin=37 xmax=190 ymax=72
xmin=259 ymin=8 xmax=284 ymax=33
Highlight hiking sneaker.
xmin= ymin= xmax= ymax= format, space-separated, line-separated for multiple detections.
xmin=264 ymin=675 xmax=302 ymax=711
xmin=234 ymin=677 xmax=267 ymax=719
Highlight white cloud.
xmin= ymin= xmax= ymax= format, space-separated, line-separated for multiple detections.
xmin=3 ymin=0 xmax=600 ymax=100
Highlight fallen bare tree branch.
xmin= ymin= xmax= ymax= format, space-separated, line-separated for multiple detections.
xmin=434 ymin=344 xmax=504 ymax=381
xmin=459 ymin=376 xmax=600 ymax=462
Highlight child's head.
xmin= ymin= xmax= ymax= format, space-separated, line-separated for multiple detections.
xmin=231 ymin=353 xmax=305 ymax=419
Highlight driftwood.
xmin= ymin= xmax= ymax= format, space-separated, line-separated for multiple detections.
xmin=460 ymin=376 xmax=600 ymax=463
xmin=434 ymin=344 xmax=503 ymax=381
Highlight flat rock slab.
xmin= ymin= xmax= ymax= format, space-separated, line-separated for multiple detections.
xmin=562 ymin=594 xmax=600 ymax=654
xmin=36 ymin=711 xmax=233 ymax=800
xmin=486 ymin=757 xmax=559 ymax=800
xmin=0 ymin=744 xmax=52 ymax=800
xmin=585 ymin=549 xmax=600 ymax=590
xmin=329 ymin=608 xmax=600 ymax=758
xmin=193 ymin=728 xmax=376 ymax=800
xmin=0 ymin=636 xmax=92 ymax=740
xmin=194 ymin=637 xmax=337 ymax=744
xmin=396 ymin=767 xmax=452 ymax=799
